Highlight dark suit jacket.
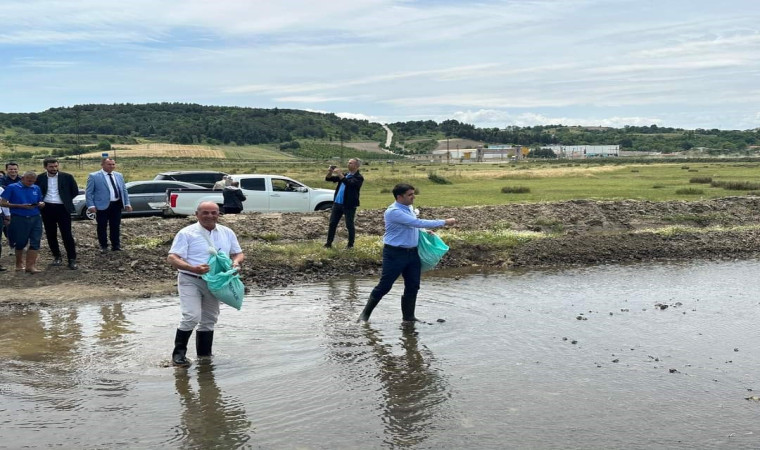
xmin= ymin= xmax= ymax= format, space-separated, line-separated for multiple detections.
xmin=223 ymin=187 xmax=246 ymax=210
xmin=326 ymin=170 xmax=363 ymax=208
xmin=35 ymin=172 xmax=79 ymax=214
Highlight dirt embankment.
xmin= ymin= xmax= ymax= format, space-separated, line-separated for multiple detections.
xmin=3 ymin=197 xmax=760 ymax=305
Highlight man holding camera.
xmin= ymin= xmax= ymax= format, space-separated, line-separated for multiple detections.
xmin=324 ymin=158 xmax=364 ymax=249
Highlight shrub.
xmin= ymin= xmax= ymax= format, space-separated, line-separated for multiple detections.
xmin=675 ymin=188 xmax=704 ymax=195
xmin=501 ymin=186 xmax=531 ymax=194
xmin=711 ymin=180 xmax=760 ymax=190
xmin=688 ymin=169 xmax=698 ymax=172
xmin=689 ymin=177 xmax=712 ymax=184
xmin=681 ymin=166 xmax=690 ymax=170
xmin=652 ymin=184 xmax=666 ymax=189
xmin=630 ymin=169 xmax=639 ymax=173
xmin=428 ymin=172 xmax=452 ymax=184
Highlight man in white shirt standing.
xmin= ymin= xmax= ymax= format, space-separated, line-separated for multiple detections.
xmin=34 ymin=158 xmax=80 ymax=269
xmin=167 ymin=201 xmax=245 ymax=366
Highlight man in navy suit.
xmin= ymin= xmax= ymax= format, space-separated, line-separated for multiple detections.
xmin=35 ymin=158 xmax=80 ymax=269
xmin=85 ymin=158 xmax=132 ymax=252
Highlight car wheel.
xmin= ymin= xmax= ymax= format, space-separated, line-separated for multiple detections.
xmin=83 ymin=208 xmax=96 ymax=220
xmin=316 ymin=202 xmax=333 ymax=211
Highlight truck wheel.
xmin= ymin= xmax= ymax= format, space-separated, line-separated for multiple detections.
xmin=316 ymin=202 xmax=333 ymax=211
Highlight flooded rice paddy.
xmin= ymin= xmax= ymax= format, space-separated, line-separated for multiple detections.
xmin=2 ymin=260 xmax=760 ymax=448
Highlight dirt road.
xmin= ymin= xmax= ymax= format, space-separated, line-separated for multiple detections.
xmin=3 ymin=197 xmax=760 ymax=305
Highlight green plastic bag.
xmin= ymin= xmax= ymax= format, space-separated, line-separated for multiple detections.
xmin=202 ymin=251 xmax=245 ymax=310
xmin=418 ymin=229 xmax=449 ymax=272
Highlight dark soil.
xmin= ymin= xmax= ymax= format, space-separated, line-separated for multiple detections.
xmin=3 ymin=196 xmax=760 ymax=304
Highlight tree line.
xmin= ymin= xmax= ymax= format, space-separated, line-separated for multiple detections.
xmin=389 ymin=120 xmax=760 ymax=155
xmin=0 ymin=103 xmax=385 ymax=147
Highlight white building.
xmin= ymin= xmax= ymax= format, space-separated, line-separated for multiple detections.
xmin=541 ymin=145 xmax=619 ymax=158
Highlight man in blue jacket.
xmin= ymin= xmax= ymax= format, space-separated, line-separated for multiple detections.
xmin=324 ymin=158 xmax=364 ymax=249
xmin=85 ymin=158 xmax=132 ymax=252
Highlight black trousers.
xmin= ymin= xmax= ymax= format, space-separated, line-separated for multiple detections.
xmin=96 ymin=200 xmax=123 ymax=250
xmin=41 ymin=203 xmax=76 ymax=260
xmin=326 ymin=204 xmax=357 ymax=246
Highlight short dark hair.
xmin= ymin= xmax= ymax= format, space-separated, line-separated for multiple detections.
xmin=392 ymin=183 xmax=415 ymax=198
xmin=5 ymin=161 xmax=18 ymax=169
xmin=43 ymin=157 xmax=58 ymax=167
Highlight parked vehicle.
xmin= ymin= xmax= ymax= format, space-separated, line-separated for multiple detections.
xmin=153 ymin=171 xmax=227 ymax=189
xmin=73 ymin=180 xmax=206 ymax=220
xmin=163 ymin=174 xmax=334 ymax=216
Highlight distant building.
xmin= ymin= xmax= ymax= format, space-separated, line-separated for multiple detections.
xmin=541 ymin=145 xmax=619 ymax=158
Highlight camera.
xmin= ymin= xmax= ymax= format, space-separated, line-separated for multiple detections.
xmin=329 ymin=165 xmax=337 ymax=170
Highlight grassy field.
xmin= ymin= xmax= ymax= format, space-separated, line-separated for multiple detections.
xmin=8 ymin=158 xmax=760 ymax=209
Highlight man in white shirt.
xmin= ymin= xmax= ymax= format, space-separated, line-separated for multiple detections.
xmin=167 ymin=201 xmax=245 ymax=366
xmin=34 ymin=158 xmax=80 ymax=269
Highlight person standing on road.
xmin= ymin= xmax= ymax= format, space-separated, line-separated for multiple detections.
xmin=358 ymin=183 xmax=456 ymax=323
xmin=167 ymin=201 xmax=245 ymax=366
xmin=222 ymin=181 xmax=246 ymax=214
xmin=0 ymin=171 xmax=45 ymax=273
xmin=35 ymin=158 xmax=79 ymax=270
xmin=85 ymin=158 xmax=132 ymax=253
xmin=324 ymin=158 xmax=364 ymax=249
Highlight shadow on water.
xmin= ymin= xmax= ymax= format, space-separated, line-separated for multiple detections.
xmin=173 ymin=362 xmax=252 ymax=449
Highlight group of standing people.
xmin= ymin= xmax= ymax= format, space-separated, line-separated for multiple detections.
xmin=4 ymin=156 xmax=456 ymax=367
xmin=0 ymin=157 xmax=132 ymax=272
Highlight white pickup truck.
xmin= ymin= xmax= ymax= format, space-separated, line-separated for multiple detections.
xmin=162 ymin=174 xmax=335 ymax=216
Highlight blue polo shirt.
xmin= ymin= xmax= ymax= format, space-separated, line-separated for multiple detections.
xmin=0 ymin=182 xmax=43 ymax=216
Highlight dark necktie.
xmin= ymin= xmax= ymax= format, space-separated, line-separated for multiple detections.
xmin=108 ymin=173 xmax=120 ymax=200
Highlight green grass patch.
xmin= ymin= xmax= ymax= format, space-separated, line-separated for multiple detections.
xmin=689 ymin=177 xmax=712 ymax=184
xmin=675 ymin=187 xmax=704 ymax=195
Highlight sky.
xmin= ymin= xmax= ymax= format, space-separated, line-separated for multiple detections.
xmin=1 ymin=0 xmax=759 ymax=130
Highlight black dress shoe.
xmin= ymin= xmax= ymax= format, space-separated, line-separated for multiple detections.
xmin=68 ymin=259 xmax=78 ymax=270
xmin=0 ymin=266 xmax=7 ymax=272
xmin=111 ymin=247 xmax=122 ymax=251
xmin=100 ymin=247 xmax=109 ymax=253
xmin=51 ymin=258 xmax=62 ymax=266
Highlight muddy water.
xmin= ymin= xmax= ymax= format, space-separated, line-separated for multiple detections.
xmin=2 ymin=260 xmax=760 ymax=448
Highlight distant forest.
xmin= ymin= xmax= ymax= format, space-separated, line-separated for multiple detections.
xmin=0 ymin=103 xmax=385 ymax=147
xmin=389 ymin=120 xmax=760 ymax=155
xmin=0 ymin=103 xmax=758 ymax=158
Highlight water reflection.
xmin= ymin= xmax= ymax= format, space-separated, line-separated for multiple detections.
xmin=97 ymin=303 xmax=133 ymax=340
xmin=174 ymin=363 xmax=252 ymax=449
xmin=322 ymin=278 xmax=451 ymax=448
xmin=365 ymin=325 xmax=449 ymax=448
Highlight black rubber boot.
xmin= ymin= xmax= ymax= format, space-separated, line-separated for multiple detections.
xmin=401 ymin=296 xmax=419 ymax=322
xmin=172 ymin=329 xmax=193 ymax=367
xmin=358 ymin=295 xmax=381 ymax=322
xmin=196 ymin=330 xmax=214 ymax=357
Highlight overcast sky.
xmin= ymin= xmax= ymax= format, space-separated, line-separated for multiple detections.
xmin=1 ymin=0 xmax=759 ymax=130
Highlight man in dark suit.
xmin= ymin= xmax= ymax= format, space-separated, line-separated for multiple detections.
xmin=324 ymin=158 xmax=364 ymax=249
xmin=85 ymin=158 xmax=132 ymax=252
xmin=35 ymin=158 xmax=80 ymax=269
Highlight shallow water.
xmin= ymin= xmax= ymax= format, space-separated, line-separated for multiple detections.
xmin=2 ymin=260 xmax=760 ymax=448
